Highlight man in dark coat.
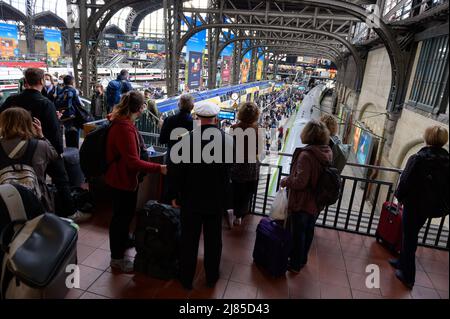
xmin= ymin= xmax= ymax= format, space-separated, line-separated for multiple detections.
xmin=171 ymin=101 xmax=234 ymax=290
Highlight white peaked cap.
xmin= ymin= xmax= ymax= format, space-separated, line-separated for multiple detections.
xmin=194 ymin=100 xmax=221 ymax=117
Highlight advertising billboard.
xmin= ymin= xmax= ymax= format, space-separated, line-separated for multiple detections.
xmin=356 ymin=130 xmax=373 ymax=165
xmin=117 ymin=41 xmax=125 ymax=49
xmin=132 ymin=42 xmax=140 ymax=49
xmin=221 ymin=56 xmax=232 ymax=85
xmin=352 ymin=126 xmax=361 ymax=154
xmin=183 ymin=17 xmax=206 ymax=90
xmin=43 ymin=29 xmax=62 ymax=61
xmin=256 ymin=57 xmax=264 ymax=81
xmin=187 ymin=51 xmax=202 ymax=89
xmin=0 ymin=23 xmax=19 ymax=58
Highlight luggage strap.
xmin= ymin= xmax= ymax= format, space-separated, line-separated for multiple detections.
xmin=0 ymin=184 xmax=27 ymax=221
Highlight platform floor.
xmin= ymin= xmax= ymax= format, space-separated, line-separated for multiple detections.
xmin=65 ymin=204 xmax=449 ymax=299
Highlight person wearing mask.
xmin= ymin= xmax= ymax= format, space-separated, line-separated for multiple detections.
xmin=0 ymin=108 xmax=58 ymax=210
xmin=106 ymin=69 xmax=133 ymax=113
xmin=105 ymin=91 xmax=167 ymax=273
xmin=280 ymin=120 xmax=332 ymax=272
xmin=42 ymin=73 xmax=57 ymax=102
xmin=91 ymin=83 xmax=107 ymax=120
xmin=389 ymin=126 xmax=449 ymax=289
xmin=228 ymin=102 xmax=260 ymax=227
xmin=0 ymin=68 xmax=90 ymax=223
xmin=171 ymin=101 xmax=234 ymax=290
xmin=159 ymin=94 xmax=194 ymax=202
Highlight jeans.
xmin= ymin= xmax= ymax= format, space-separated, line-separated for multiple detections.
xmin=109 ymin=187 xmax=138 ymax=259
xmin=46 ymin=157 xmax=76 ymax=217
xmin=289 ymin=211 xmax=317 ymax=269
xmin=179 ymin=210 xmax=222 ymax=286
xmin=232 ymin=180 xmax=257 ymax=218
xmin=399 ymin=205 xmax=427 ymax=283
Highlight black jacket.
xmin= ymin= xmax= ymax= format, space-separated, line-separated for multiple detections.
xmin=159 ymin=110 xmax=193 ymax=149
xmin=173 ymin=124 xmax=234 ymax=213
xmin=0 ymin=89 xmax=64 ymax=154
xmin=396 ymin=146 xmax=449 ymax=217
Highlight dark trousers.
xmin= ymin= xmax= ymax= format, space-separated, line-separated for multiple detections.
xmin=289 ymin=211 xmax=317 ymax=269
xmin=110 ymin=187 xmax=138 ymax=260
xmin=232 ymin=180 xmax=257 ymax=218
xmin=180 ymin=210 xmax=222 ymax=286
xmin=46 ymin=157 xmax=76 ymax=217
xmin=399 ymin=206 xmax=427 ymax=283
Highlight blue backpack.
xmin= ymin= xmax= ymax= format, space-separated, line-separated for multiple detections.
xmin=106 ymin=80 xmax=123 ymax=108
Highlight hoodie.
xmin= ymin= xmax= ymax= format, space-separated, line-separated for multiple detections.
xmin=285 ymin=145 xmax=333 ymax=215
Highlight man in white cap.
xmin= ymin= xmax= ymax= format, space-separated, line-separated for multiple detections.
xmin=171 ymin=100 xmax=234 ymax=290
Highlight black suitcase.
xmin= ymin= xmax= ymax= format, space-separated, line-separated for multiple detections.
xmin=134 ymin=200 xmax=180 ymax=280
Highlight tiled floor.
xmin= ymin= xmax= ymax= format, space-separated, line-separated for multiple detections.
xmin=67 ymin=204 xmax=449 ymax=299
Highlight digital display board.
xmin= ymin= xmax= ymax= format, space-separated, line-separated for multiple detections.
xmin=218 ymin=110 xmax=236 ymax=121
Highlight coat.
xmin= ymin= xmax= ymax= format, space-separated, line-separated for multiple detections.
xmin=285 ymin=145 xmax=333 ymax=215
xmin=105 ymin=118 xmax=161 ymax=191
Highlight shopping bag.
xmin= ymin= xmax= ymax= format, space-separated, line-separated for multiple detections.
xmin=269 ymin=188 xmax=288 ymax=220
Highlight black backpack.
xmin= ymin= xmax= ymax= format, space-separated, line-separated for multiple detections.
xmin=306 ymin=149 xmax=341 ymax=210
xmin=134 ymin=201 xmax=180 ymax=280
xmin=79 ymin=122 xmax=113 ymax=179
xmin=418 ymin=155 xmax=449 ymax=218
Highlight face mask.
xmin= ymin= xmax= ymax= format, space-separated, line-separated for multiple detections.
xmin=58 ymin=80 xmax=63 ymax=85
xmin=45 ymin=80 xmax=52 ymax=87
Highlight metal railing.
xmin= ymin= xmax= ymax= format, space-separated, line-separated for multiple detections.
xmin=249 ymin=152 xmax=449 ymax=251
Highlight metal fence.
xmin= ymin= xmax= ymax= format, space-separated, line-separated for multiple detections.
xmin=250 ymin=154 xmax=449 ymax=251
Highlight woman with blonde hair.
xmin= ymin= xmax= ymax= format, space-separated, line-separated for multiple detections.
xmin=280 ymin=120 xmax=332 ymax=272
xmin=228 ymin=102 xmax=260 ymax=227
xmin=0 ymin=107 xmax=58 ymax=210
xmin=390 ymin=125 xmax=449 ymax=289
xmin=105 ymin=91 xmax=167 ymax=273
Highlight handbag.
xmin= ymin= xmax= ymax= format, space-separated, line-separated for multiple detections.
xmin=269 ymin=188 xmax=288 ymax=220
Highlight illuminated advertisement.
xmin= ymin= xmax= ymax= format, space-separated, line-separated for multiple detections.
xmin=0 ymin=23 xmax=19 ymax=58
xmin=183 ymin=17 xmax=206 ymax=89
xmin=132 ymin=42 xmax=140 ymax=49
xmin=356 ymin=130 xmax=373 ymax=165
xmin=43 ymin=29 xmax=62 ymax=61
xmin=221 ymin=56 xmax=232 ymax=85
xmin=256 ymin=58 xmax=264 ymax=81
xmin=187 ymin=51 xmax=202 ymax=89
xmin=218 ymin=110 xmax=236 ymax=121
xmin=353 ymin=126 xmax=361 ymax=154
xmin=117 ymin=41 xmax=125 ymax=49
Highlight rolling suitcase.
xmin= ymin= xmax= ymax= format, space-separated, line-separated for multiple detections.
xmin=375 ymin=202 xmax=402 ymax=254
xmin=134 ymin=200 xmax=180 ymax=280
xmin=252 ymin=217 xmax=292 ymax=277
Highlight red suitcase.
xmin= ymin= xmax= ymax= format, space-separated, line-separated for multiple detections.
xmin=375 ymin=202 xmax=402 ymax=254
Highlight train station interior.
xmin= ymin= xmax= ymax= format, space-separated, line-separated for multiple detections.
xmin=0 ymin=0 xmax=448 ymax=303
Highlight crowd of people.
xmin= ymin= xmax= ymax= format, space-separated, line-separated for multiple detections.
xmin=0 ymin=66 xmax=448 ymax=294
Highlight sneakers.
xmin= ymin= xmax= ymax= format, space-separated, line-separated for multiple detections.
xmin=110 ymin=258 xmax=134 ymax=273
xmin=226 ymin=210 xmax=234 ymax=229
xmin=67 ymin=210 xmax=92 ymax=223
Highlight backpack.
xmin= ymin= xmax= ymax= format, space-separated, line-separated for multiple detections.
xmin=315 ymin=164 xmax=341 ymax=210
xmin=417 ymin=155 xmax=449 ymax=218
xmin=0 ymin=140 xmax=42 ymax=200
xmin=106 ymin=80 xmax=123 ymax=108
xmin=134 ymin=201 xmax=180 ymax=280
xmin=303 ymin=149 xmax=341 ymax=210
xmin=79 ymin=122 xmax=113 ymax=179
xmin=54 ymin=87 xmax=73 ymax=111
